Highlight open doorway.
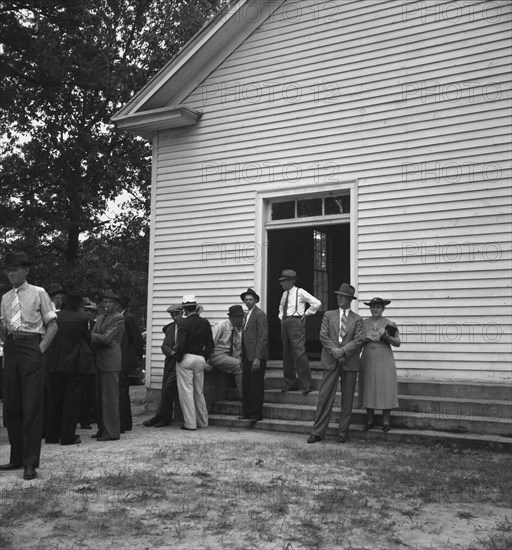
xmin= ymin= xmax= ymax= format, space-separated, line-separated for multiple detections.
xmin=266 ymin=223 xmax=350 ymax=360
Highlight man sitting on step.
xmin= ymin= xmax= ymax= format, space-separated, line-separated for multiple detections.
xmin=208 ymin=305 xmax=244 ymax=399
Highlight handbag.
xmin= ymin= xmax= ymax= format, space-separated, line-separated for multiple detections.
xmin=380 ymin=324 xmax=398 ymax=339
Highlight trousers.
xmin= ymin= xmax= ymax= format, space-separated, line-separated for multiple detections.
xmin=176 ymin=353 xmax=208 ymax=430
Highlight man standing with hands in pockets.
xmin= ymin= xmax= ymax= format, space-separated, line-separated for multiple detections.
xmin=0 ymin=251 xmax=58 ymax=480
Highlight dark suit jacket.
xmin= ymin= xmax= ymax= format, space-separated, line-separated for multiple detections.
xmin=121 ymin=309 xmax=144 ymax=373
xmin=161 ymin=321 xmax=178 ymax=369
xmin=242 ymin=306 xmax=268 ymax=362
xmin=91 ymin=311 xmax=125 ymax=372
xmin=320 ymin=309 xmax=364 ymax=371
xmin=175 ymin=313 xmax=214 ymax=363
xmin=45 ymin=308 xmax=94 ymax=374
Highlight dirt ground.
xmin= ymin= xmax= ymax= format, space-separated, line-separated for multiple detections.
xmin=0 ymin=387 xmax=510 ymax=550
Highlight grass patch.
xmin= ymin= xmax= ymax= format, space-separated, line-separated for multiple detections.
xmin=0 ymin=428 xmax=510 ymax=549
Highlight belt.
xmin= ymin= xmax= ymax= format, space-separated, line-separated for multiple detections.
xmin=282 ymin=316 xmax=302 ymax=320
xmin=7 ymin=332 xmax=42 ymax=341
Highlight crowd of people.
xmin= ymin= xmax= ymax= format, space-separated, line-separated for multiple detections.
xmin=0 ymin=251 xmax=401 ymax=481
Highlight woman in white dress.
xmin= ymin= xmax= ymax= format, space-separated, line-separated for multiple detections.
xmin=358 ymin=297 xmax=401 ymax=432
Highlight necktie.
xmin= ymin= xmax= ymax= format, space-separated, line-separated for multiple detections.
xmin=339 ymin=310 xmax=347 ymax=343
xmin=282 ymin=291 xmax=289 ymax=319
xmin=11 ymin=289 xmax=21 ymax=332
xmin=242 ymin=312 xmax=248 ymax=331
xmin=229 ymin=327 xmax=235 ymax=355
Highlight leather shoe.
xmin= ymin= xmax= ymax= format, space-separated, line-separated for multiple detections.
xmin=180 ymin=425 xmax=196 ymax=431
xmin=143 ymin=417 xmax=160 ymax=427
xmin=80 ymin=423 xmax=92 ymax=429
xmin=280 ymin=386 xmax=297 ymax=393
xmin=91 ymin=431 xmax=103 ymax=438
xmin=97 ymin=436 xmax=120 ymax=441
xmin=302 ymin=386 xmax=312 ymax=395
xmin=338 ymin=435 xmax=348 ymax=444
xmin=154 ymin=421 xmax=171 ymax=428
xmin=61 ymin=435 xmax=81 ymax=446
xmin=383 ymin=424 xmax=390 ymax=433
xmin=249 ymin=417 xmax=262 ymax=425
xmin=23 ymin=466 xmax=37 ymax=480
xmin=307 ymin=434 xmax=321 ymax=444
xmin=0 ymin=463 xmax=23 ymax=471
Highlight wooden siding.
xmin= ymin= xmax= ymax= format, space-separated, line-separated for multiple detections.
xmin=146 ymin=0 xmax=511 ymax=385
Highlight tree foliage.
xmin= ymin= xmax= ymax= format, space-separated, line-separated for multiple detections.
xmin=0 ymin=0 xmax=225 ymax=315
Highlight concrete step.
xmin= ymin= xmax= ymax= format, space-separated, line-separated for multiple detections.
xmin=227 ymin=388 xmax=512 ymax=420
xmin=263 ymin=365 xmax=512 ymax=401
xmin=207 ymin=415 xmax=512 ymax=451
xmin=213 ymin=400 xmax=512 ymax=437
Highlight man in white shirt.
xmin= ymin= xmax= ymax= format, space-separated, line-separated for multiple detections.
xmin=0 ymin=251 xmax=57 ymax=480
xmin=278 ymin=269 xmax=321 ymax=395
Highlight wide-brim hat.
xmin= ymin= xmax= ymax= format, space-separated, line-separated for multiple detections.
xmin=98 ymin=290 xmax=120 ymax=302
xmin=278 ymin=269 xmax=298 ymax=282
xmin=181 ymin=294 xmax=197 ymax=306
xmin=3 ymin=251 xmax=32 ymax=269
xmin=364 ymin=297 xmax=391 ymax=307
xmin=240 ymin=288 xmax=260 ymax=303
xmin=167 ymin=303 xmax=184 ymax=313
xmin=228 ymin=305 xmax=245 ymax=317
xmin=46 ymin=283 xmax=65 ymax=297
xmin=334 ymin=283 xmax=357 ymax=299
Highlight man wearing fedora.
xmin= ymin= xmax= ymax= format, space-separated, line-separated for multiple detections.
xmin=143 ymin=303 xmax=184 ymax=428
xmin=0 ymin=251 xmax=58 ymax=480
xmin=239 ymin=288 xmax=268 ymax=424
xmin=45 ymin=291 xmax=93 ymax=446
xmin=307 ymin=283 xmax=364 ymax=444
xmin=46 ymin=283 xmax=65 ymax=312
xmin=278 ymin=269 xmax=321 ymax=394
xmin=78 ymin=300 xmax=97 ymax=429
xmin=118 ymin=293 xmax=144 ymax=433
xmin=91 ymin=290 xmax=124 ymax=441
xmin=43 ymin=282 xmax=65 ymax=437
xmin=174 ymin=295 xmax=214 ymax=430
xmin=209 ymin=305 xmax=245 ymax=399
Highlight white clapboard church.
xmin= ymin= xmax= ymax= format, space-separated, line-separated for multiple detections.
xmin=113 ymin=0 xmax=511 ymax=442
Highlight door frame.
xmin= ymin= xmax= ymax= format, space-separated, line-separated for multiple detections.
xmin=254 ymin=179 xmax=359 ymax=314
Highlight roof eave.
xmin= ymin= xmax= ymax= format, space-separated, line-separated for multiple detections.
xmin=112 ymin=105 xmax=202 ymax=139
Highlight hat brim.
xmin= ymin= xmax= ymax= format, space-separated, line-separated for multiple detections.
xmin=240 ymin=291 xmax=260 ymax=303
xmin=278 ymin=277 xmax=298 ymax=282
xmin=364 ymin=300 xmax=391 ymax=306
xmin=334 ymin=291 xmax=357 ymax=299
xmin=3 ymin=261 xmax=32 ymax=269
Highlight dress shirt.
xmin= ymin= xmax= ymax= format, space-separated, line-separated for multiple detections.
xmin=278 ymin=286 xmax=321 ymax=320
xmin=212 ymin=319 xmax=241 ymax=358
xmin=1 ymin=282 xmax=56 ymax=334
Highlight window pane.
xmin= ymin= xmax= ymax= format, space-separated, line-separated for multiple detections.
xmin=271 ymin=201 xmax=295 ymax=220
xmin=325 ymin=195 xmax=350 ymax=215
xmin=297 ymin=198 xmax=322 ymax=218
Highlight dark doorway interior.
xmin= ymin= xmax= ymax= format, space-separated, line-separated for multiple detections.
xmin=266 ymin=224 xmax=350 ymax=360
